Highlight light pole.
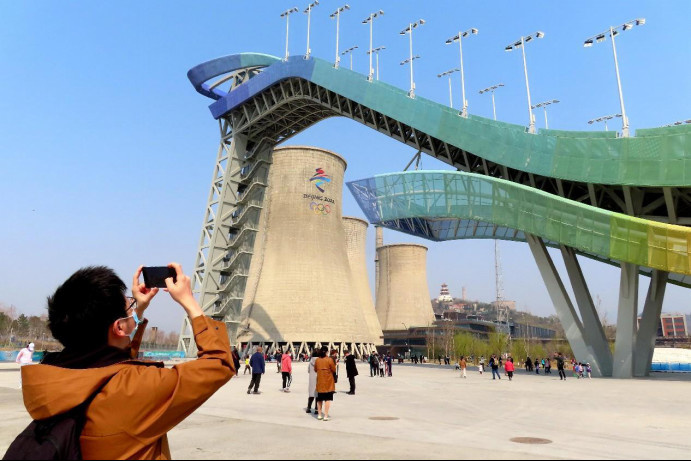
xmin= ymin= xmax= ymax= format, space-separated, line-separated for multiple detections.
xmin=531 ymin=99 xmax=560 ymax=129
xmin=437 ymin=68 xmax=460 ymax=108
xmin=400 ymin=19 xmax=425 ymax=98
xmin=584 ymin=19 xmax=645 ymax=138
xmin=342 ymin=46 xmax=358 ymax=70
xmin=588 ymin=114 xmax=622 ymax=131
xmin=363 ymin=10 xmax=384 ymax=82
xmin=330 ymin=4 xmax=350 ymax=68
xmin=400 ymin=55 xmax=422 ymax=97
xmin=446 ymin=28 xmax=478 ymax=118
xmin=280 ymin=7 xmax=299 ymax=61
xmin=303 ymin=1 xmax=319 ymax=59
xmin=665 ymin=119 xmax=691 ymax=127
xmin=366 ymin=46 xmax=386 ymax=80
xmin=505 ymin=31 xmax=545 ymax=134
xmin=479 ymin=83 xmax=504 ymax=120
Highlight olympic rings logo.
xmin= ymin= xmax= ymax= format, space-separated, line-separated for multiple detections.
xmin=310 ymin=202 xmax=331 ymax=215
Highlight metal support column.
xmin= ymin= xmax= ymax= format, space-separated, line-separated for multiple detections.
xmin=526 ymin=234 xmax=593 ymax=366
xmin=560 ymin=245 xmax=613 ymax=376
xmin=612 ymin=262 xmax=639 ymax=378
xmin=633 ymin=270 xmax=668 ymax=377
xmin=178 ymin=119 xmax=249 ymax=357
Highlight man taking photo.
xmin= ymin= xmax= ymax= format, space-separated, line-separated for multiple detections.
xmin=16 ymin=263 xmax=234 ymax=460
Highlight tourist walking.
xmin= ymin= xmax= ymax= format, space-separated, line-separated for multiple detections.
xmin=489 ymin=354 xmax=501 ymax=380
xmin=275 ymin=349 xmax=282 ymax=373
xmin=379 ymin=354 xmax=385 ymax=377
xmin=556 ymin=353 xmax=566 ymax=381
xmin=281 ymin=350 xmax=292 ymax=392
xmin=386 ymin=353 xmax=393 ymax=377
xmin=247 ymin=346 xmax=265 ymax=394
xmin=586 ymin=363 xmax=592 ymax=379
xmin=315 ymin=346 xmax=337 ymax=421
xmin=478 ymin=356 xmax=485 ymax=375
xmin=15 ymin=342 xmax=34 ymax=388
xmin=534 ymin=358 xmax=540 ymax=374
xmin=306 ymin=349 xmax=319 ymax=414
xmin=459 ymin=356 xmax=467 ymax=379
xmin=345 ymin=349 xmax=358 ymax=395
xmin=505 ymin=357 xmax=515 ymax=381
xmin=525 ymin=355 xmax=532 ymax=372
xmin=369 ymin=353 xmax=378 ymax=377
xmin=231 ymin=347 xmax=241 ymax=377
xmin=544 ymin=358 xmax=551 ymax=374
xmin=243 ymin=355 xmax=251 ymax=375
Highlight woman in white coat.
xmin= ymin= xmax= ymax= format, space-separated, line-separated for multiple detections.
xmin=306 ymin=348 xmax=319 ymax=414
xmin=15 ymin=342 xmax=34 ymax=388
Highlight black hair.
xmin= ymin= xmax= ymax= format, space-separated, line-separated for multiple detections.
xmin=319 ymin=345 xmax=328 ymax=358
xmin=47 ymin=266 xmax=127 ymax=349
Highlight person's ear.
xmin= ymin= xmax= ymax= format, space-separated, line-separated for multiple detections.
xmin=111 ymin=319 xmax=129 ymax=338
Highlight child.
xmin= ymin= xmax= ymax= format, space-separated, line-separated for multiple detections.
xmin=243 ymin=356 xmax=251 ymax=375
xmin=586 ymin=363 xmax=592 ymax=379
xmin=505 ymin=357 xmax=515 ymax=381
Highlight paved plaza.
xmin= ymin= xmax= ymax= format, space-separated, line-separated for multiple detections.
xmin=0 ymin=361 xmax=689 ymax=459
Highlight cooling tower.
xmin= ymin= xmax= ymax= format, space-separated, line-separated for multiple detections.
xmin=343 ymin=217 xmax=383 ymax=345
xmin=376 ymin=244 xmax=435 ymax=331
xmin=239 ymin=146 xmax=373 ymax=353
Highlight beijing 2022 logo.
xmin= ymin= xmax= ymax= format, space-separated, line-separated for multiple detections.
xmin=309 ymin=168 xmax=331 ymax=193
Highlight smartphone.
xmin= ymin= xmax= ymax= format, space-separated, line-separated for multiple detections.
xmin=142 ymin=266 xmax=177 ymax=288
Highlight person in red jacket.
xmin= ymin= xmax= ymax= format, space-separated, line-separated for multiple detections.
xmin=505 ymin=357 xmax=516 ymax=381
xmin=281 ymin=350 xmax=293 ymax=392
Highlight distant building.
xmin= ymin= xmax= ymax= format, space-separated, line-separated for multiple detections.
xmin=660 ymin=313 xmax=688 ymax=337
xmin=511 ymin=323 xmax=557 ymax=340
xmin=637 ymin=313 xmax=688 ymax=337
xmin=491 ymin=300 xmax=517 ymax=311
xmin=438 ymin=283 xmax=453 ymax=303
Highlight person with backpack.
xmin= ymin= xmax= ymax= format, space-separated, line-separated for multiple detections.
xmin=489 ymin=354 xmax=501 ymax=380
xmin=556 ymin=353 xmax=567 ymax=381
xmin=5 ymin=264 xmax=234 ymax=460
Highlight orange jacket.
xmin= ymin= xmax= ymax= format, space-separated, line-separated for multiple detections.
xmin=21 ymin=316 xmax=234 ymax=460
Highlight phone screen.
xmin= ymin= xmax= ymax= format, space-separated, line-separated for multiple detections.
xmin=142 ymin=266 xmax=177 ymax=288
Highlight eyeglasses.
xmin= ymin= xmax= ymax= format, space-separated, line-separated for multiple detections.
xmin=126 ymin=296 xmax=137 ymax=313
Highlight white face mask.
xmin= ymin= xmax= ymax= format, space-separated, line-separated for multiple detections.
xmin=117 ymin=307 xmax=142 ymax=341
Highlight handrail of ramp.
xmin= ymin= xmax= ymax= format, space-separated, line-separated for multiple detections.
xmin=347 ymin=171 xmax=691 ymax=282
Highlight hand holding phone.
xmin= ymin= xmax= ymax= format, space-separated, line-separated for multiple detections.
xmin=142 ymin=266 xmax=177 ymax=288
xmin=163 ymin=263 xmax=203 ymax=319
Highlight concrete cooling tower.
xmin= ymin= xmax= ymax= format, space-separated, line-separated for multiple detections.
xmin=239 ymin=145 xmax=376 ymax=356
xmin=342 ymin=217 xmax=383 ymax=345
xmin=376 ymin=244 xmax=435 ymax=331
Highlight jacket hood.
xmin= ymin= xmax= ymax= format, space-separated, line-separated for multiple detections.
xmin=22 ymin=357 xmax=163 ymax=420
xmin=22 ymin=363 xmax=130 ymax=420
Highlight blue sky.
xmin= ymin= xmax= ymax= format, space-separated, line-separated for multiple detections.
xmin=1 ymin=1 xmax=690 ymax=334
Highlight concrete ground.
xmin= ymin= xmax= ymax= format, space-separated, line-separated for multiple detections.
xmin=0 ymin=361 xmax=690 ymax=459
